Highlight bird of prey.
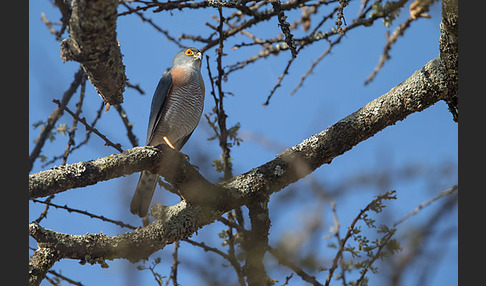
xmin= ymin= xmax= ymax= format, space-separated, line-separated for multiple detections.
xmin=130 ymin=47 xmax=205 ymax=218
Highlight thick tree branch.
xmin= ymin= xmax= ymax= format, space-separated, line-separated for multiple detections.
xmin=243 ymin=196 xmax=271 ymax=285
xmin=60 ymin=0 xmax=126 ymax=106
xmin=29 ymin=144 xmax=236 ymax=208
xmin=439 ymin=0 xmax=458 ymax=121
xmin=29 ymin=247 xmax=61 ymax=286
xmin=29 ymin=199 xmax=225 ymax=263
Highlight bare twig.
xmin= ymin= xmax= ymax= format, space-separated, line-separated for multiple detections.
xmin=40 ymin=101 xmax=106 ymax=168
xmin=215 ymin=7 xmax=234 ymax=181
xmin=272 ymin=0 xmax=298 ymax=58
xmin=120 ymin=2 xmax=185 ymax=48
xmin=226 ymin=212 xmax=246 ymax=286
xmin=114 ymin=104 xmax=140 ymax=148
xmin=126 ymin=81 xmax=145 ymax=95
xmin=32 ymin=198 xmax=137 ymax=230
xmin=263 ymin=54 xmax=297 ymax=106
xmin=364 ymin=0 xmax=438 ymax=85
xmin=268 ymin=246 xmax=323 ymax=286
xmin=394 ymin=185 xmax=458 ymax=227
xmin=289 ymin=34 xmax=344 ymax=97
xmin=52 ymin=99 xmax=124 ymax=153
xmin=47 ymin=269 xmax=85 ymax=286
xmin=29 ymin=68 xmax=86 ymax=172
xmin=62 ymin=76 xmax=87 ymax=165
xmin=40 ymin=13 xmax=60 ymax=37
xmin=166 ymin=241 xmax=180 ymax=286
xmin=34 ymin=195 xmax=55 ymax=224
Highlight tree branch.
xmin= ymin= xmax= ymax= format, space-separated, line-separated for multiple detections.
xmin=439 ymin=0 xmax=458 ymax=122
xmin=60 ymin=0 xmax=126 ymax=106
xmin=29 ymin=67 xmax=86 ymax=172
xmin=29 ymin=247 xmax=61 ymax=286
xmin=243 ymin=195 xmax=271 ymax=285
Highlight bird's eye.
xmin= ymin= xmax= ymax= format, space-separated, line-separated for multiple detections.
xmin=185 ymin=49 xmax=194 ymax=56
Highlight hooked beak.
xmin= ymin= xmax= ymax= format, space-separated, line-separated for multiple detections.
xmin=193 ymin=52 xmax=202 ymax=60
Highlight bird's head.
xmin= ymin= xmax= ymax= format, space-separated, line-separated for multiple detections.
xmin=173 ymin=47 xmax=203 ymax=70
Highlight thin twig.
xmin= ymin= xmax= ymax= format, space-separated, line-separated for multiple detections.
xmin=52 ymin=99 xmax=124 ymax=152
xmin=40 ymin=101 xmax=105 ymax=168
xmin=325 ymin=190 xmax=396 ymax=286
xmin=364 ymin=0 xmax=437 ymax=85
xmin=30 ymin=67 xmax=85 ymax=171
xmin=114 ymin=104 xmax=140 ymax=148
xmin=47 ymin=269 xmax=85 ymax=286
xmin=166 ymin=241 xmax=180 ymax=286
xmin=182 ymin=238 xmax=245 ymax=284
xmin=226 ymin=212 xmax=246 ymax=286
xmin=394 ymin=185 xmax=458 ymax=227
xmin=289 ymin=34 xmax=344 ymax=97
xmin=34 ymin=195 xmax=55 ymax=224
xmin=62 ymin=76 xmax=87 ymax=165
xmin=267 ymin=246 xmax=323 ymax=286
xmin=120 ymin=2 xmax=185 ymax=48
xmin=32 ymin=198 xmax=137 ymax=230
xmin=272 ymin=0 xmax=298 ymax=58
xmin=126 ymin=81 xmax=145 ymax=95
xmin=215 ymin=7 xmax=234 ymax=181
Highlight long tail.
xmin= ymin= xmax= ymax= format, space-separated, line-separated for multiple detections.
xmin=130 ymin=171 xmax=158 ymax=217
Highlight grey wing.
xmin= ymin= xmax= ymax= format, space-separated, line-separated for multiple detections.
xmin=146 ymin=72 xmax=172 ymax=145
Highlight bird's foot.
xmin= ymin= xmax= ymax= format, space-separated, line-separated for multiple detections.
xmin=163 ymin=136 xmax=176 ymax=149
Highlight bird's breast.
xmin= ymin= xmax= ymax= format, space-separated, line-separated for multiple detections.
xmin=153 ymin=66 xmax=205 ymax=146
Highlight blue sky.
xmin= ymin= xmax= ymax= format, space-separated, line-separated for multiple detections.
xmin=30 ymin=1 xmax=457 ymax=285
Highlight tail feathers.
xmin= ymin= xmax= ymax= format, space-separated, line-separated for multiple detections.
xmin=130 ymin=171 xmax=158 ymax=218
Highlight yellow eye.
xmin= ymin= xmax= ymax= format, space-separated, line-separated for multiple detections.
xmin=185 ymin=49 xmax=194 ymax=56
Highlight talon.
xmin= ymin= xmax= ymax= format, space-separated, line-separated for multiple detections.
xmin=163 ymin=136 xmax=176 ymax=149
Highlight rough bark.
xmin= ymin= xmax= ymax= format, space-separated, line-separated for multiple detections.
xmin=244 ymin=196 xmax=271 ymax=286
xmin=29 ymin=247 xmax=60 ymax=286
xmin=60 ymin=0 xmax=126 ymax=106
xmin=439 ymin=0 xmax=458 ymax=121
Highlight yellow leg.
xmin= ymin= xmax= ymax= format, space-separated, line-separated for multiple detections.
xmin=163 ymin=136 xmax=176 ymax=149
